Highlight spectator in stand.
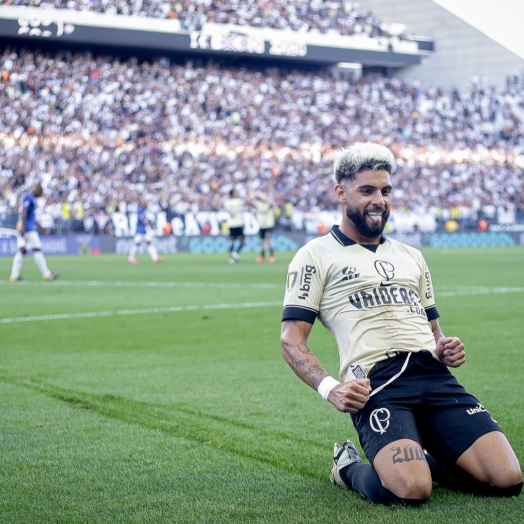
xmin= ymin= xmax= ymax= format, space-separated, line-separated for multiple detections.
xmin=10 ymin=0 xmax=408 ymax=39
xmin=0 ymin=49 xmax=523 ymax=230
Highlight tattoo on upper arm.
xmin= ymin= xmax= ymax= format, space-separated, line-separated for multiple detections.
xmin=390 ymin=445 xmax=426 ymax=464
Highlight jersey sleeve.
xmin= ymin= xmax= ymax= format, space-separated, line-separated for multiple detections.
xmin=419 ymin=256 xmax=439 ymax=321
xmin=282 ymin=246 xmax=323 ymax=325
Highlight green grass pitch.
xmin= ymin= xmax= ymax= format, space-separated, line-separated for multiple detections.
xmin=1 ymin=247 xmax=523 ymax=523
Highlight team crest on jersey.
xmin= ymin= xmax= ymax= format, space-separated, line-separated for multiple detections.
xmin=374 ymin=260 xmax=395 ymax=284
xmin=287 ymin=271 xmax=298 ymax=292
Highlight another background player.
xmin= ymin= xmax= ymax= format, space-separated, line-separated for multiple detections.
xmin=224 ymin=188 xmax=245 ymax=264
xmin=10 ymin=183 xmax=59 ymax=282
xmin=254 ymin=192 xmax=276 ymax=263
xmin=128 ymin=197 xmax=163 ymax=264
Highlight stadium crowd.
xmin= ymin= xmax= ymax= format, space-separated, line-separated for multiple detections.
xmin=5 ymin=0 xmax=404 ymax=38
xmin=0 ymin=47 xmax=523 ymax=233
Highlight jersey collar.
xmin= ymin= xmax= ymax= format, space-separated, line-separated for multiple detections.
xmin=330 ymin=225 xmax=386 ymax=248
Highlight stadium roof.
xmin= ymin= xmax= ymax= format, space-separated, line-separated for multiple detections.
xmin=433 ymin=0 xmax=524 ymax=60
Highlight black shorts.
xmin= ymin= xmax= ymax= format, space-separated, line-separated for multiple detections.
xmin=259 ymin=227 xmax=273 ymax=239
xmin=229 ymin=226 xmax=244 ymax=239
xmin=350 ymin=351 xmax=502 ymax=468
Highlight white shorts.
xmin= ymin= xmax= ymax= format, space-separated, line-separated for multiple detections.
xmin=134 ymin=231 xmax=154 ymax=244
xmin=16 ymin=231 xmax=42 ymax=250
xmin=17 ymin=230 xmax=42 ymax=251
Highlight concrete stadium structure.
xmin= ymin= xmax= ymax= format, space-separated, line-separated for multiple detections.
xmin=359 ymin=0 xmax=524 ymax=90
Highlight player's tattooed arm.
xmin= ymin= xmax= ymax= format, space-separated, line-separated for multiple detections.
xmin=281 ymin=319 xmax=329 ymax=390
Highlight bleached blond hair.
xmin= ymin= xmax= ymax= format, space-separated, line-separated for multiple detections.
xmin=333 ymin=142 xmax=395 ymax=183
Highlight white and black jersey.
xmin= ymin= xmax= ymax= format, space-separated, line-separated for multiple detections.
xmin=224 ymin=197 xmax=245 ymax=228
xmin=282 ymin=225 xmax=439 ymax=382
xmin=255 ymin=200 xmax=275 ymax=229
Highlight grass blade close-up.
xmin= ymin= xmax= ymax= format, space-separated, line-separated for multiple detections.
xmin=1 ymin=248 xmax=523 ymax=524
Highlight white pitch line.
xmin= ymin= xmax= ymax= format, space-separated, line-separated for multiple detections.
xmin=0 ymin=280 xmax=280 ymax=289
xmin=0 ymin=301 xmax=283 ymax=324
xmin=2 ymin=285 xmax=523 ymax=324
xmin=437 ymin=287 xmax=524 ymax=297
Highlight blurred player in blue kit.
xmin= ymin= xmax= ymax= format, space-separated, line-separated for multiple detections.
xmin=128 ymin=198 xmax=163 ymax=264
xmin=10 ymin=183 xmax=59 ymax=282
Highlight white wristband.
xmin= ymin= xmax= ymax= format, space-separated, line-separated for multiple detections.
xmin=317 ymin=376 xmax=341 ymax=400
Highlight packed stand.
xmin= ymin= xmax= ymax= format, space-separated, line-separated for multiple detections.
xmin=0 ymin=48 xmax=523 ymax=233
xmin=3 ymin=0 xmax=406 ymax=38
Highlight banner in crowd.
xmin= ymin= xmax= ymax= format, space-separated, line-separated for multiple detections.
xmin=0 ymin=229 xmax=522 ymax=257
xmin=0 ymin=5 xmax=426 ymax=67
xmin=110 ymin=209 xmax=439 ymax=238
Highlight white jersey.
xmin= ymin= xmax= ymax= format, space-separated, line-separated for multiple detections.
xmin=255 ymin=200 xmax=275 ymax=229
xmin=282 ymin=226 xmax=439 ymax=382
xmin=224 ymin=198 xmax=245 ymax=228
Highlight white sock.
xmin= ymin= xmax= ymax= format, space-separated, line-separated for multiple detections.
xmin=129 ymin=244 xmax=137 ymax=259
xmin=33 ymin=251 xmax=51 ymax=277
xmin=147 ymin=244 xmax=159 ymax=260
xmin=11 ymin=251 xmax=24 ymax=278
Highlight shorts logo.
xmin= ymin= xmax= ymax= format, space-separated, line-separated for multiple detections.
xmin=287 ymin=272 xmax=298 ymax=292
xmin=466 ymin=403 xmax=487 ymax=415
xmin=370 ymin=408 xmax=391 ymax=434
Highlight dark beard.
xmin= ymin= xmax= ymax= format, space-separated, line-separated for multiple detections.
xmin=345 ymin=204 xmax=389 ymax=239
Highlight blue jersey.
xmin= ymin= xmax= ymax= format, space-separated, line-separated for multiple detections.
xmin=20 ymin=193 xmax=37 ymax=231
xmin=136 ymin=206 xmax=148 ymax=234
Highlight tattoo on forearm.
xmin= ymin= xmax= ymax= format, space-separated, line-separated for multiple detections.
xmin=298 ymin=340 xmax=313 ymax=355
xmin=295 ymin=359 xmax=309 ymax=368
xmin=304 ymin=364 xmax=325 ymax=388
xmin=390 ymin=445 xmax=426 ymax=464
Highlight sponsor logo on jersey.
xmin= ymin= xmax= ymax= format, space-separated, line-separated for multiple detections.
xmin=424 ymin=262 xmax=434 ymax=299
xmin=341 ymin=266 xmax=360 ymax=282
xmin=350 ymin=364 xmax=367 ymax=379
xmin=370 ymin=407 xmax=391 ymax=434
xmin=287 ymin=271 xmax=298 ymax=292
xmin=348 ymin=285 xmax=426 ymax=317
xmin=298 ymin=265 xmax=316 ymax=300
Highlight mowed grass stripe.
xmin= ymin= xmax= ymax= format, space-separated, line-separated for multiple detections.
xmin=0 ymin=280 xmax=281 ymax=289
xmin=2 ymin=285 xmax=523 ymax=323
xmin=0 ymin=301 xmax=282 ymax=324
xmin=2 ymin=376 xmax=330 ymax=482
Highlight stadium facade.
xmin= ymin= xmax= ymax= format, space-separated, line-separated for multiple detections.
xmin=359 ymin=0 xmax=524 ymax=90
